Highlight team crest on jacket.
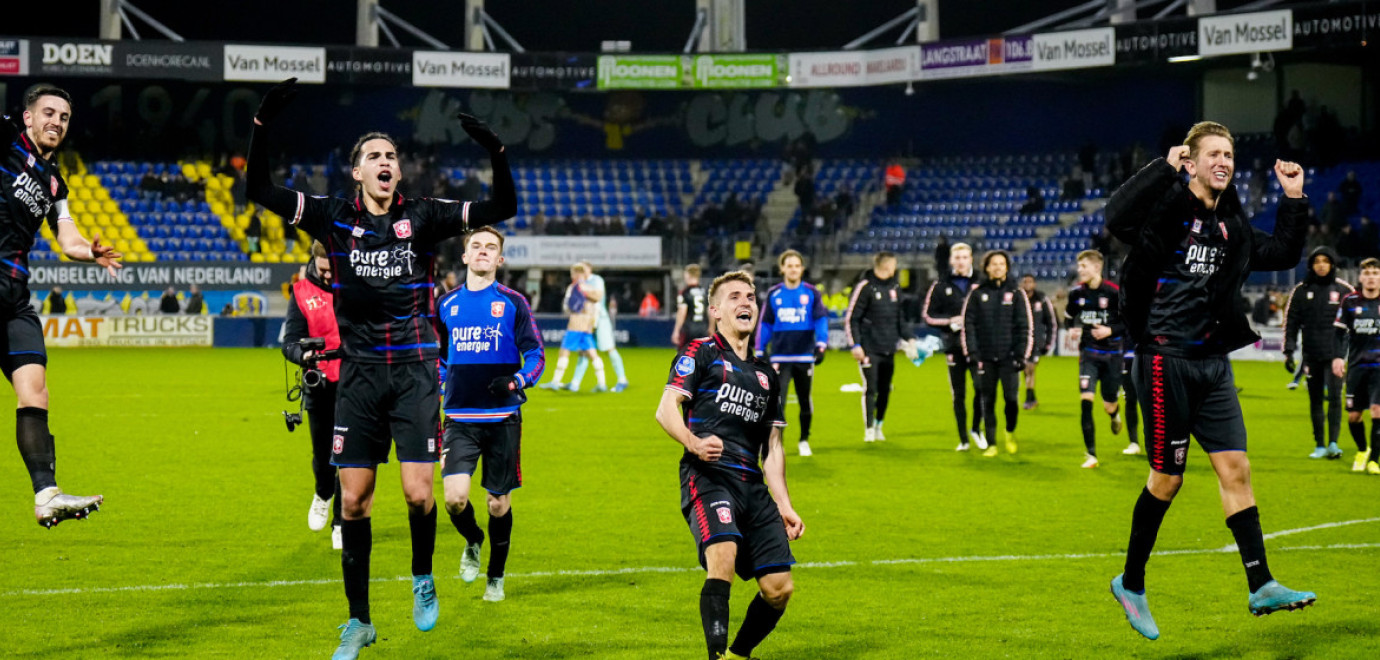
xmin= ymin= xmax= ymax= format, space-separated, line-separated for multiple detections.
xmin=1003 ymin=291 xmax=1013 ymax=304
xmin=757 ymin=371 xmax=770 ymax=389
xmin=491 ymin=301 xmax=506 ymax=317
xmin=1099 ymin=297 xmax=1108 ymax=309
xmin=889 ymin=289 xmax=898 ymax=301
xmin=1331 ymin=291 xmax=1340 ymax=303
xmin=717 ymin=507 xmax=732 ymax=524
xmin=393 ymin=219 xmax=413 ymax=238
xmin=50 ymin=176 xmax=58 ymax=196
xmin=800 ymin=294 xmax=809 ymax=305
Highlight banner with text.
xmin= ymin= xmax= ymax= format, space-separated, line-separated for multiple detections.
xmin=1291 ymin=2 xmax=1380 ymax=50
xmin=1032 ymin=28 xmax=1116 ymax=71
xmin=510 ymin=53 xmax=597 ymax=91
xmin=41 ymin=315 xmax=214 ymax=348
xmin=788 ymin=51 xmax=865 ymax=87
xmin=691 ymin=53 xmax=780 ymax=89
xmin=501 ymin=237 xmax=662 ymax=268
xmin=224 ymin=45 xmax=326 ymax=83
xmin=1114 ymin=17 xmax=1199 ymax=64
xmin=29 ymin=261 xmax=300 ymax=291
xmin=1198 ymin=9 xmax=1293 ymax=57
xmin=864 ymin=46 xmax=921 ymax=85
xmin=596 ymin=55 xmax=681 ymax=90
xmin=0 ymin=39 xmax=26 ymax=76
xmin=326 ymin=47 xmax=413 ymax=86
xmin=412 ymin=51 xmax=510 ymax=89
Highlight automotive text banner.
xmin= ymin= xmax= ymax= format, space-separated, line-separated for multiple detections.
xmin=1114 ymin=17 xmax=1198 ymax=64
xmin=412 ymin=51 xmax=510 ymax=89
xmin=1198 ymin=9 xmax=1293 ymax=57
xmin=510 ymin=53 xmax=597 ymax=91
xmin=224 ymin=45 xmax=326 ymax=83
xmin=326 ymin=47 xmax=413 ymax=86
xmin=501 ymin=237 xmax=662 ymax=268
xmin=1291 ymin=2 xmax=1380 ymax=50
xmin=41 ymin=315 xmax=214 ymax=348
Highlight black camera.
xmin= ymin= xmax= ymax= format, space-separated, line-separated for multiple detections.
xmin=284 ymin=411 xmax=303 ymax=432
xmin=283 ymin=337 xmax=337 ymax=432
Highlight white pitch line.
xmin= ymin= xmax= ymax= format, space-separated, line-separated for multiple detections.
xmin=1216 ymin=516 xmax=1380 ymax=552
xmin=4 ymin=541 xmax=1379 ymax=599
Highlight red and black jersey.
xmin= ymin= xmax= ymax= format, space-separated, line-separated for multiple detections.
xmin=0 ymin=129 xmax=67 ymax=282
xmin=1335 ymin=291 xmax=1380 ymax=369
xmin=678 ymin=284 xmax=708 ymax=338
xmin=1065 ymin=280 xmax=1126 ymax=354
xmin=665 ymin=333 xmax=786 ymax=481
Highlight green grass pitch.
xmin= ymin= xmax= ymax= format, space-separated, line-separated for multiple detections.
xmin=0 ymin=347 xmax=1377 ymax=659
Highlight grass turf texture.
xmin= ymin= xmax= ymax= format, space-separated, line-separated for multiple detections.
xmin=1 ymin=347 xmax=1377 ymax=659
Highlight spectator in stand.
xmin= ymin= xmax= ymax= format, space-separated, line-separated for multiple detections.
xmin=1320 ymin=192 xmax=1344 ymax=234
xmin=245 ymin=213 xmax=263 ymax=254
xmin=45 ymin=287 xmax=65 ymax=315
xmin=794 ymin=166 xmax=816 ymax=221
xmin=1338 ymin=225 xmax=1363 ymax=267
xmin=159 ymin=287 xmax=180 ymax=314
xmin=139 ymin=172 xmax=162 ymax=201
xmin=531 ymin=213 xmax=546 ymax=236
xmin=1062 ymin=166 xmax=1086 ymax=201
xmin=220 ymin=303 xmax=235 ymax=316
xmin=835 ymin=183 xmax=855 ymax=219
xmin=1339 ymin=170 xmax=1363 ymax=216
xmin=184 ymin=284 xmax=204 ymax=315
xmin=638 ymin=291 xmax=662 ymax=317
xmin=885 ymin=161 xmax=906 ymax=208
xmin=1019 ymin=186 xmax=1045 ymax=215
xmin=1361 ymin=216 xmax=1380 ymax=259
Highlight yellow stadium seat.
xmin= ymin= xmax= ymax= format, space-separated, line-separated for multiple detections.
xmin=72 ymin=188 xmax=91 ymax=201
xmin=83 ymin=174 xmax=100 ymax=188
xmin=69 ymin=199 xmax=87 ymax=215
xmin=268 ymin=253 xmax=284 ymax=263
xmin=250 ymin=253 xmax=266 ymax=263
xmin=101 ymin=200 xmax=118 ymax=214
xmin=121 ymin=226 xmax=137 ymax=240
xmin=181 ymin=164 xmax=197 ymax=179
xmin=195 ymin=163 xmax=211 ymax=179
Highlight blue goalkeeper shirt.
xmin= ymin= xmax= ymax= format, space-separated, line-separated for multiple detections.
xmin=437 ymin=281 xmax=545 ymax=422
xmin=758 ymin=282 xmax=829 ymax=363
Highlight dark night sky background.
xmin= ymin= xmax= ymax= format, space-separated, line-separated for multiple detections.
xmin=18 ymin=0 xmax=1263 ymax=49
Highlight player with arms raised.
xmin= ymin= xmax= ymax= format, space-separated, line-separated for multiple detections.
xmin=656 ymin=271 xmax=804 ymax=660
xmin=2 ymin=87 xmax=119 ymax=527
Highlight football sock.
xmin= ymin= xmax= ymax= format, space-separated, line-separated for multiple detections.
xmin=409 ymin=503 xmax=436 ymax=577
xmin=569 ymin=356 xmax=589 ymax=388
xmin=449 ymin=501 xmax=485 ymax=545
xmin=1309 ymin=393 xmax=1326 ymax=447
xmin=1349 ymin=421 xmax=1367 ymax=452
xmin=1226 ymin=506 xmax=1273 ymax=593
xmin=550 ymin=356 xmax=569 ymax=383
xmin=332 ymin=476 xmax=342 ymax=528
xmin=800 ymin=411 xmax=812 ymax=442
xmin=341 ymin=518 xmax=373 ymax=623
xmin=609 ymin=349 xmax=628 ymax=383
xmin=1025 ymin=388 xmax=1035 ymax=403
xmin=16 ymin=407 xmax=55 ymax=493
xmin=487 ymin=509 xmax=513 ymax=579
xmin=1081 ymin=400 xmax=1096 ymax=455
xmin=1371 ymin=423 xmax=1380 ymax=462
xmin=1122 ymin=487 xmax=1171 ymax=593
xmin=1327 ymin=390 xmax=1342 ymax=446
xmin=729 ymin=593 xmax=786 ymax=657
xmin=1125 ymin=394 xmax=1140 ymax=445
xmin=700 ymin=578 xmax=732 ymax=659
xmin=591 ymin=355 xmax=607 ymax=388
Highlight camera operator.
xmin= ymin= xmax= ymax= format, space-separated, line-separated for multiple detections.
xmin=283 ymin=241 xmax=343 ymax=549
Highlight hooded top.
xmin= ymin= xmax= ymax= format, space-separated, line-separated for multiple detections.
xmin=1284 ymin=245 xmax=1353 ymax=359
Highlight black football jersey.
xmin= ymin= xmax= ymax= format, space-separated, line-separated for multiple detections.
xmin=665 ymin=333 xmax=785 ymax=479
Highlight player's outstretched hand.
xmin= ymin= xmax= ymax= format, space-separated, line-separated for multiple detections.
xmin=255 ymin=78 xmax=299 ymax=126
xmin=90 ymin=232 xmax=123 ymax=278
xmin=1275 ymin=159 xmax=1305 ymax=198
xmin=1166 ymin=145 xmax=1190 ymax=171
xmin=692 ymin=434 xmax=724 ymax=462
xmin=488 ymin=375 xmax=521 ymax=396
xmin=458 ymin=113 xmax=504 ymax=153
xmin=780 ymin=507 xmax=805 ymax=541
xmin=1332 ymin=357 xmax=1346 ymax=379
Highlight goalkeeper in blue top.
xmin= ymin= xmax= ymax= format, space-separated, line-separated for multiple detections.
xmin=435 ymin=226 xmax=544 ymax=603
xmin=758 ymin=250 xmax=829 ymax=457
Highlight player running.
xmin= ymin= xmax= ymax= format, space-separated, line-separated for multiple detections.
xmin=672 ymin=264 xmax=709 ymax=348
xmin=1283 ymin=246 xmax=1352 ymax=459
xmin=1106 ymin=122 xmax=1315 ymax=640
xmin=961 ymin=250 xmax=1032 ymax=457
xmin=1019 ymin=273 xmax=1057 ymax=410
xmin=2 ymin=87 xmax=118 ymax=527
xmin=1063 ymin=250 xmax=1127 ymax=468
xmin=247 ymin=78 xmax=516 ymax=659
xmin=541 ymin=263 xmax=606 ymax=391
xmin=568 ymin=262 xmax=629 ymax=392
xmin=922 ymin=243 xmax=985 ymax=450
xmin=758 ymin=250 xmax=829 ymax=457
xmin=1332 ymin=257 xmax=1380 ymax=474
xmin=847 ymin=252 xmax=915 ymax=442
xmin=436 ymin=227 xmax=545 ymax=602
xmin=656 ymin=270 xmax=804 ymax=660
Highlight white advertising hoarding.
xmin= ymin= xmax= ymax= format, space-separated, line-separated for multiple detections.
xmin=502 ymin=237 xmax=661 ymax=268
xmin=224 ymin=45 xmax=325 ymax=83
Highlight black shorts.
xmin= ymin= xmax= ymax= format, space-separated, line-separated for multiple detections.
xmin=680 ymin=462 xmax=794 ymax=581
xmin=442 ymin=413 xmax=522 ymax=495
xmin=1079 ymin=350 xmax=1122 ymax=402
xmin=331 ymin=360 xmax=441 ymax=467
xmin=1133 ymin=353 xmax=1247 ymax=476
xmin=0 ymin=279 xmax=46 ymax=381
xmin=1345 ymin=366 xmax=1380 ymax=411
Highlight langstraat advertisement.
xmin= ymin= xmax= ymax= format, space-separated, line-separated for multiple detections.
xmin=42 ymin=315 xmax=214 ymax=348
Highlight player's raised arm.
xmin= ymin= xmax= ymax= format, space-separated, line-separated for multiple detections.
xmin=1249 ymin=160 xmax=1310 ymax=272
xmin=246 ymin=79 xmax=335 ymax=240
xmin=1104 ymin=149 xmax=1185 ymax=245
xmin=430 ymin=114 xmax=517 ymax=240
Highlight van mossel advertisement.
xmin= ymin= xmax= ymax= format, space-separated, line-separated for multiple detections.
xmin=224 ymin=45 xmax=326 ymax=83
xmin=1031 ymin=28 xmax=1116 ymax=71
xmin=1198 ymin=9 xmax=1293 ymax=57
xmin=412 ymin=51 xmax=510 ymax=88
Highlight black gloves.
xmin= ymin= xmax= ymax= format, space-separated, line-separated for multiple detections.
xmin=488 ymin=375 xmax=521 ymax=396
xmin=458 ymin=112 xmax=504 ymax=153
xmin=814 ymin=346 xmax=826 ymax=365
xmin=255 ymin=78 xmax=300 ymax=125
xmin=1284 ymin=353 xmax=1297 ymax=374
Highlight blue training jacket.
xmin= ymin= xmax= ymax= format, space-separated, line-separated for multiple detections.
xmin=436 ymin=281 xmax=545 ymax=422
xmin=758 ymin=282 xmax=829 ymax=363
